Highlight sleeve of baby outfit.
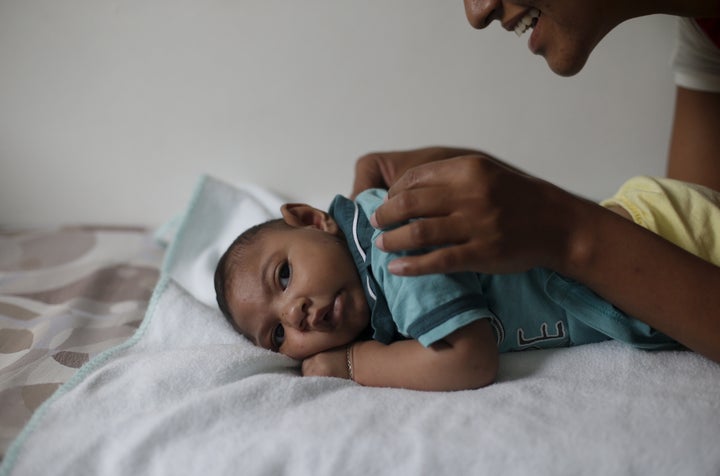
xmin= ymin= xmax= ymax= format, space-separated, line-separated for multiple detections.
xmin=355 ymin=189 xmax=496 ymax=347
xmin=672 ymin=17 xmax=720 ymax=92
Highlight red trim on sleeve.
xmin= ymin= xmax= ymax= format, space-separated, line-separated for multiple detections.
xmin=696 ymin=18 xmax=720 ymax=49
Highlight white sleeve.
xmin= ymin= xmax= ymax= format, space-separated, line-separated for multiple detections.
xmin=672 ymin=17 xmax=720 ymax=92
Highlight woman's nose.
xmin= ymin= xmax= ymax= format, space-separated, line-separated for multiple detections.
xmin=464 ymin=0 xmax=501 ymax=29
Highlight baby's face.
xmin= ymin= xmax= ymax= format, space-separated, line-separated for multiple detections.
xmin=226 ymin=225 xmax=370 ymax=360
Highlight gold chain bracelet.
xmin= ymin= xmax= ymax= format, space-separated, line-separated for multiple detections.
xmin=346 ymin=344 xmax=354 ymax=381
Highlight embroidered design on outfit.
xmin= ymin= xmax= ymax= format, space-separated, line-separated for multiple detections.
xmin=517 ymin=321 xmax=566 ymax=347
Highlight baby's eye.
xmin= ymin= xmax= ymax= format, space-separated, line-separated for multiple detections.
xmin=278 ymin=262 xmax=291 ymax=290
xmin=272 ymin=324 xmax=285 ymax=349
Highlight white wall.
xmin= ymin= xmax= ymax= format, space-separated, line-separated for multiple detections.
xmin=0 ymin=1 xmax=677 ymax=227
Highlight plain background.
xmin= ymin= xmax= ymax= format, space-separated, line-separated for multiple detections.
xmin=0 ymin=1 xmax=677 ymax=227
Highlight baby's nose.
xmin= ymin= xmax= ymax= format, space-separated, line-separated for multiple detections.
xmin=282 ymin=297 xmax=310 ymax=330
xmin=307 ymin=307 xmax=332 ymax=331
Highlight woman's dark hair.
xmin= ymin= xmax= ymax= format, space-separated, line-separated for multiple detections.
xmin=214 ymin=218 xmax=285 ymax=334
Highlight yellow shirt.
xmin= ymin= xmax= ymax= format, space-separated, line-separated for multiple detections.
xmin=601 ymin=176 xmax=720 ymax=265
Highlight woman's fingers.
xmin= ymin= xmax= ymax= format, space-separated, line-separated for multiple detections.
xmin=368 ymin=154 xmax=573 ymax=275
xmin=372 ymin=185 xmax=454 ymax=229
xmin=372 ymin=158 xmax=479 ymax=230
xmin=357 ymin=151 xmax=574 ymax=276
xmin=350 ymin=147 xmax=484 ymax=199
xmin=386 ymin=157 xmax=465 ymax=196
xmin=375 ymin=214 xmax=468 ymax=253
xmin=350 ymin=153 xmax=388 ymax=199
xmin=386 ymin=244 xmax=479 ymax=276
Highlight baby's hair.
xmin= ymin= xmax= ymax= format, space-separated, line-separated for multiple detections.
xmin=214 ymin=218 xmax=286 ymax=334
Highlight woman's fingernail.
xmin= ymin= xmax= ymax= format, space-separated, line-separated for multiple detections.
xmin=374 ymin=234 xmax=385 ymax=250
xmin=387 ymin=260 xmax=404 ymax=275
xmin=370 ymin=212 xmax=379 ymax=228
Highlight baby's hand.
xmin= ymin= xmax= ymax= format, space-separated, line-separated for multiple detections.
xmin=302 ymin=347 xmax=350 ymax=379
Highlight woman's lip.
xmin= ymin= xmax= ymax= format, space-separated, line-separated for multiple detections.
xmin=528 ymin=15 xmax=541 ymax=54
xmin=503 ymin=10 xmax=531 ymax=32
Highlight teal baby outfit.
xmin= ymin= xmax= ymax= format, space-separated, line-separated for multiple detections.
xmin=328 ymin=189 xmax=678 ymax=352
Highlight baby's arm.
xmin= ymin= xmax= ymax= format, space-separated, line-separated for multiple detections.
xmin=303 ymin=319 xmax=498 ymax=391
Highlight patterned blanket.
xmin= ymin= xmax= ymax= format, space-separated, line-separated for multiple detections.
xmin=0 ymin=226 xmax=163 ymax=458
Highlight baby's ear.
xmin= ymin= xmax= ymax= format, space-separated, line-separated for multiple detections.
xmin=281 ymin=203 xmax=339 ymax=235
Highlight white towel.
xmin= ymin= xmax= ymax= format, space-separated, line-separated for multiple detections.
xmin=2 ymin=176 xmax=719 ymax=476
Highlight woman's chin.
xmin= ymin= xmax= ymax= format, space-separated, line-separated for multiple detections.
xmin=544 ymin=50 xmax=590 ymax=77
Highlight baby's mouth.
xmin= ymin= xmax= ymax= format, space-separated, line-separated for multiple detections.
xmin=314 ymin=294 xmax=343 ymax=331
xmin=330 ymin=293 xmax=344 ymax=328
xmin=515 ymin=8 xmax=540 ymax=37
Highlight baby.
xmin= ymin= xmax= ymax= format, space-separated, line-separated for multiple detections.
xmin=214 ymin=177 xmax=719 ymax=391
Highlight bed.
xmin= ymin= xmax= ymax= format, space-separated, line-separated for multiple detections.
xmin=1 ymin=176 xmax=719 ymax=476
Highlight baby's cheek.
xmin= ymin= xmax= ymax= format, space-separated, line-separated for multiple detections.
xmin=283 ymin=339 xmax=312 ymax=361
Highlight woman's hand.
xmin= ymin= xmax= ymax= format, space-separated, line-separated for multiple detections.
xmin=370 ymin=153 xmax=587 ymax=276
xmin=301 ymin=347 xmax=350 ymax=379
xmin=350 ymin=146 xmax=483 ymax=199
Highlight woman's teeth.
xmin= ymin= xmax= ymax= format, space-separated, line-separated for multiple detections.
xmin=514 ymin=8 xmax=540 ymax=37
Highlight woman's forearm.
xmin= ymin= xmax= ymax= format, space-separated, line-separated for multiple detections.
xmin=558 ymin=195 xmax=720 ymax=362
xmin=667 ymin=87 xmax=720 ymax=191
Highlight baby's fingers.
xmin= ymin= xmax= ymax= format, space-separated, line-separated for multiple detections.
xmin=301 ymin=357 xmax=320 ymax=377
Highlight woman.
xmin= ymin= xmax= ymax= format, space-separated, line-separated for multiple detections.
xmin=351 ymin=0 xmax=720 ymax=362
